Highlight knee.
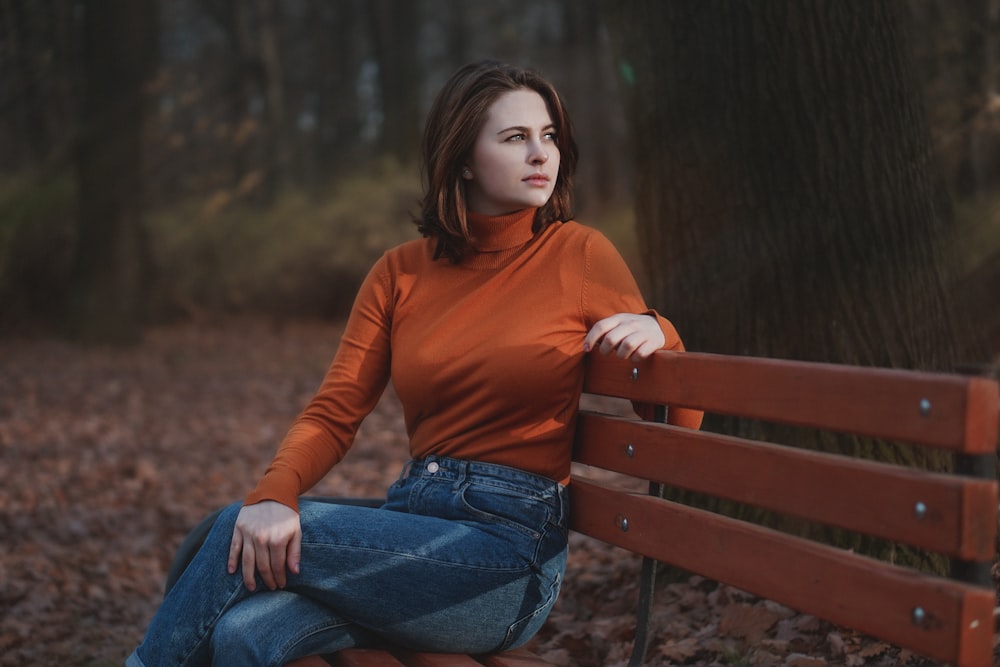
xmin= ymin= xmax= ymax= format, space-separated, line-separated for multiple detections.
xmin=210 ymin=607 xmax=272 ymax=666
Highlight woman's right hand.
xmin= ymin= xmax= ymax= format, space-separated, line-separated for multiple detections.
xmin=228 ymin=500 xmax=302 ymax=591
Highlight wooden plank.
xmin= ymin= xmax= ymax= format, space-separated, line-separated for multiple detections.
xmin=478 ymin=649 xmax=555 ymax=666
xmin=574 ymin=412 xmax=999 ymax=560
xmin=966 ymin=377 xmax=1000 ymax=454
xmin=583 ymin=351 xmax=1000 ymax=453
xmin=393 ymin=652 xmax=484 ymax=667
xmin=286 ymin=657 xmax=334 ymax=667
xmin=331 ymin=649 xmax=406 ymax=667
xmin=568 ymin=478 xmax=996 ymax=666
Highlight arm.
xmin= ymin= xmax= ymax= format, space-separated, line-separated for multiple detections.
xmin=579 ymin=231 xmax=704 ymax=430
xmin=229 ymin=255 xmax=395 ymax=590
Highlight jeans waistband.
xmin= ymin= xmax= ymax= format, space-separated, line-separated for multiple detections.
xmin=402 ymin=455 xmax=564 ymax=498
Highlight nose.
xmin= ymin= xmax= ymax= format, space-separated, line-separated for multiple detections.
xmin=528 ymin=138 xmax=548 ymax=165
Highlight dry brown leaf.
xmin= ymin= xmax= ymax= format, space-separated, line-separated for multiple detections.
xmin=825 ymin=631 xmax=846 ymax=657
xmin=658 ymin=636 xmax=700 ymax=662
xmin=858 ymin=641 xmax=891 ymax=658
xmin=718 ymin=603 xmax=783 ymax=643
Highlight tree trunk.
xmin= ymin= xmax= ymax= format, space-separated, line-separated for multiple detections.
xmin=69 ymin=0 xmax=157 ymax=344
xmin=614 ymin=0 xmax=972 ymax=571
xmin=368 ymin=0 xmax=422 ymax=164
xmin=1 ymin=0 xmax=50 ymax=167
xmin=310 ymin=0 xmax=367 ymax=182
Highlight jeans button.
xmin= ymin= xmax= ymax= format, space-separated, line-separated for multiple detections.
xmin=426 ymin=461 xmax=439 ymax=474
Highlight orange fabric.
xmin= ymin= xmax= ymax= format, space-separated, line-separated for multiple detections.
xmin=246 ymin=208 xmax=700 ymax=511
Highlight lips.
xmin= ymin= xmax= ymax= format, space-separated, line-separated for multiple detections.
xmin=523 ymin=174 xmax=551 ymax=186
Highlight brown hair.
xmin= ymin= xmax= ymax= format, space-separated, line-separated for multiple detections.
xmin=415 ymin=60 xmax=578 ymax=262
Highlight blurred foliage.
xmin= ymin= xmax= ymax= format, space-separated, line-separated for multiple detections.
xmin=0 ymin=161 xmax=642 ymax=329
xmin=954 ymin=194 xmax=1000 ymax=273
xmin=144 ymin=160 xmax=421 ymax=321
xmin=0 ymin=169 xmax=76 ymax=332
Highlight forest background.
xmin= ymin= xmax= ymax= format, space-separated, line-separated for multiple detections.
xmin=2 ymin=1 xmax=1000 ymax=665
xmin=0 ymin=0 xmax=997 ymax=352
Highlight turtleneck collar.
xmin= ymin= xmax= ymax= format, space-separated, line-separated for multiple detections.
xmin=467 ymin=208 xmax=537 ymax=253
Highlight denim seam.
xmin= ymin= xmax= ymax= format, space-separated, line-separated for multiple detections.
xmin=297 ymin=543 xmax=534 ymax=572
xmin=179 ymin=574 xmax=247 ymax=665
xmin=277 ymin=616 xmax=356 ymax=664
xmin=498 ymin=568 xmax=563 ymax=652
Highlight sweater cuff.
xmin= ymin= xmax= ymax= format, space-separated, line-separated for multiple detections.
xmin=244 ymin=468 xmax=302 ymax=513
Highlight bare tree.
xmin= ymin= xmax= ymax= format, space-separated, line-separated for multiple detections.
xmin=69 ymin=0 xmax=158 ymax=343
xmin=368 ymin=0 xmax=422 ymax=164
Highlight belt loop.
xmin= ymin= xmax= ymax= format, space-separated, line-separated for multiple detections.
xmin=453 ymin=459 xmax=469 ymax=489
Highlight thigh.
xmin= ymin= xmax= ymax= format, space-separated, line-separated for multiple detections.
xmin=287 ymin=483 xmax=566 ymax=653
xmin=211 ymin=590 xmax=378 ymax=667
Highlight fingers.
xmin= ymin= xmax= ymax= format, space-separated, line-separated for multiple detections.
xmin=241 ymin=533 xmax=258 ymax=591
xmin=582 ymin=315 xmax=620 ymax=354
xmin=228 ymin=527 xmax=243 ymax=576
xmin=228 ymin=501 xmax=302 ymax=592
xmin=288 ymin=530 xmax=302 ymax=576
xmin=229 ymin=525 xmax=262 ymax=592
xmin=584 ymin=314 xmax=665 ymax=361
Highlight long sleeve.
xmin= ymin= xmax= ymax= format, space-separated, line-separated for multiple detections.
xmin=244 ymin=256 xmax=394 ymax=511
xmin=581 ymin=231 xmax=704 ymax=431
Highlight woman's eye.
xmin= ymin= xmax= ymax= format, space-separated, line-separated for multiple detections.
xmin=544 ymin=131 xmax=557 ymax=141
xmin=505 ymin=134 xmax=526 ymax=142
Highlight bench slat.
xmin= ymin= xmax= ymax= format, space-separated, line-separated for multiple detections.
xmin=478 ymin=648 xmax=556 ymax=666
xmin=393 ymin=651 xmax=489 ymax=666
xmin=568 ymin=477 xmax=996 ymax=667
xmin=575 ymin=411 xmax=999 ymax=560
xmin=583 ymin=352 xmax=999 ymax=453
xmin=330 ymin=649 xmax=553 ymax=667
xmin=331 ymin=649 xmax=405 ymax=666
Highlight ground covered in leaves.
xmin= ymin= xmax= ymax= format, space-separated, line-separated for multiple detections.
xmin=0 ymin=320 xmax=993 ymax=666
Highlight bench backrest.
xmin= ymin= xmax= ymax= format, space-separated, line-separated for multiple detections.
xmin=571 ymin=350 xmax=999 ymax=667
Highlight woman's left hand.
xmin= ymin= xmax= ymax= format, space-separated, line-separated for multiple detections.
xmin=583 ymin=313 xmax=665 ymax=361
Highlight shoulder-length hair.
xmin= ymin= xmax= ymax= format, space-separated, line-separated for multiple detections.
xmin=415 ymin=60 xmax=579 ymax=262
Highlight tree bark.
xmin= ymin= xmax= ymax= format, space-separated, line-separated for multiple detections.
xmin=69 ymin=0 xmax=157 ymax=344
xmin=614 ymin=0 xmax=972 ymax=571
xmin=368 ymin=0 xmax=422 ymax=164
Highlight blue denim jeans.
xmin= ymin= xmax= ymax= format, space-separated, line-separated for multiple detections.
xmin=127 ymin=456 xmax=570 ymax=666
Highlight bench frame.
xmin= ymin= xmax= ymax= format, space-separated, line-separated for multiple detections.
xmin=166 ymin=351 xmax=999 ymax=667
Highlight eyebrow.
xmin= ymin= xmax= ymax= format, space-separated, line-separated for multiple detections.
xmin=496 ymin=124 xmax=556 ymax=135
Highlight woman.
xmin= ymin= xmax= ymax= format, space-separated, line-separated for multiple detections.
xmin=128 ymin=60 xmax=700 ymax=667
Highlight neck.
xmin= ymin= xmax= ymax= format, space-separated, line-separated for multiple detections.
xmin=460 ymin=208 xmax=539 ymax=270
xmin=467 ymin=208 xmax=537 ymax=252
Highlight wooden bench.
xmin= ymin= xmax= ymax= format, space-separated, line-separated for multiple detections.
xmin=167 ymin=350 xmax=999 ymax=667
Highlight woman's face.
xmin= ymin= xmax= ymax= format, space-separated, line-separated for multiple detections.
xmin=463 ymin=89 xmax=560 ymax=216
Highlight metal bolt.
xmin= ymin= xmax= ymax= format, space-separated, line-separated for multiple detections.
xmin=919 ymin=398 xmax=931 ymax=417
xmin=619 ymin=516 xmax=630 ymax=532
xmin=630 ymin=367 xmax=639 ymax=381
xmin=912 ymin=607 xmax=926 ymax=626
xmin=914 ymin=502 xmax=927 ymax=520
xmin=626 ymin=443 xmax=635 ymax=458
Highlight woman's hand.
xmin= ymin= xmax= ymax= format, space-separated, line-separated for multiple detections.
xmin=228 ymin=500 xmax=302 ymax=591
xmin=583 ymin=313 xmax=665 ymax=361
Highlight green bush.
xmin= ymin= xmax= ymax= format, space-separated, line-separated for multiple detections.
xmin=0 ymin=169 xmax=77 ymax=332
xmin=146 ymin=163 xmax=422 ymax=320
xmin=0 ymin=161 xmax=643 ymax=330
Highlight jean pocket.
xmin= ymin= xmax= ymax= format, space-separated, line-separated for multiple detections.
xmin=458 ymin=481 xmax=552 ymax=539
xmin=498 ymin=570 xmax=562 ymax=652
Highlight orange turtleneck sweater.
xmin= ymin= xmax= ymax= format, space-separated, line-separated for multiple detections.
xmin=246 ymin=208 xmax=700 ymax=511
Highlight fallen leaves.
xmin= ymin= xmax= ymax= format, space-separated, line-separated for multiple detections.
xmin=0 ymin=320 xmax=984 ymax=666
